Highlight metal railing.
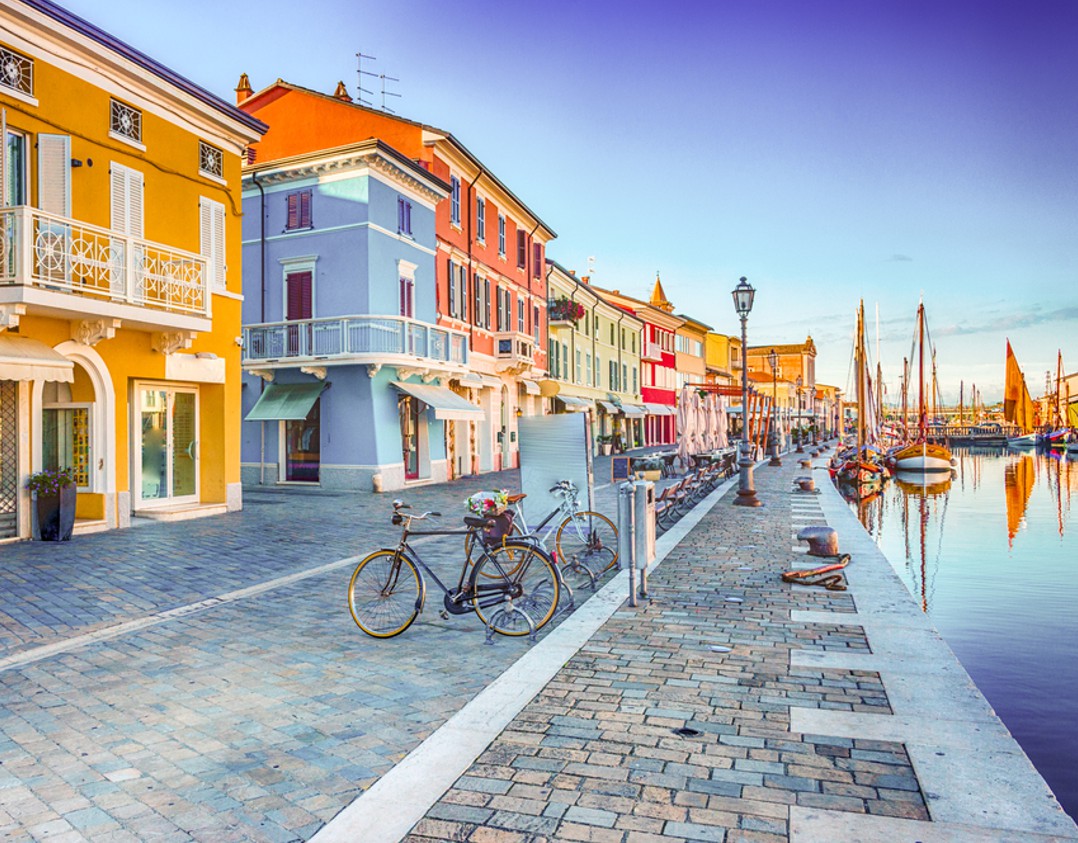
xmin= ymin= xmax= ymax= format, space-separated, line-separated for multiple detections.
xmin=0 ymin=206 xmax=209 ymax=317
xmin=243 ymin=314 xmax=469 ymax=366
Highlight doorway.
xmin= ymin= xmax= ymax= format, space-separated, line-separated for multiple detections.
xmin=398 ymin=393 xmax=420 ymax=481
xmin=134 ymin=385 xmax=198 ymax=508
xmin=283 ymin=397 xmax=320 ymax=483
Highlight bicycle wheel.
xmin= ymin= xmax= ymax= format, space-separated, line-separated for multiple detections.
xmin=347 ymin=549 xmax=423 ymax=638
xmin=464 ymin=520 xmax=522 ymax=576
xmin=470 ymin=543 xmax=559 ymax=636
xmin=556 ymin=511 xmax=619 ymax=577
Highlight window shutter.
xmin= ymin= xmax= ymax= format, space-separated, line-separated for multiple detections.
xmin=0 ymin=109 xmax=7 ymax=209
xmin=517 ymin=230 xmax=525 ymax=267
xmin=128 ymin=169 xmax=144 ymax=238
xmin=447 ymin=259 xmax=456 ymax=317
xmin=484 ymin=279 xmax=491 ymax=328
xmin=533 ymin=243 xmax=541 ymax=278
xmin=200 ymin=197 xmax=226 ymax=291
xmin=287 ymin=271 xmax=312 ymax=320
xmin=110 ymin=165 xmax=127 ymax=233
xmin=38 ymin=134 xmax=71 ymax=217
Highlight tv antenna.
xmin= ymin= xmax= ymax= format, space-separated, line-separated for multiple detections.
xmin=587 ymin=256 xmax=596 ymax=276
xmin=377 ymin=73 xmax=401 ymax=113
xmin=355 ymin=51 xmax=376 ymax=107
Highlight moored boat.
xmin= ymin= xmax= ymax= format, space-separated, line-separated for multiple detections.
xmin=893 ymin=440 xmax=954 ymax=472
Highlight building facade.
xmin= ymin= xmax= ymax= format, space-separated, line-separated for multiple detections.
xmin=675 ymin=314 xmax=710 ymax=392
xmin=238 ymin=141 xmax=472 ymax=492
xmin=0 ymin=0 xmax=263 ymax=540
xmin=544 ymin=261 xmax=644 ymax=453
xmin=589 ymin=277 xmax=682 ymax=446
xmin=236 ymin=78 xmax=553 ymax=481
xmin=704 ymin=332 xmax=741 ymax=387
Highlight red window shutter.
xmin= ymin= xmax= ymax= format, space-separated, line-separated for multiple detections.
xmin=287 ymin=272 xmax=312 ymax=320
xmin=286 ymin=194 xmax=298 ymax=230
xmin=533 ymin=243 xmax=541 ymax=278
xmin=517 ymin=230 xmax=526 ymax=267
xmin=300 ymin=190 xmax=311 ymax=228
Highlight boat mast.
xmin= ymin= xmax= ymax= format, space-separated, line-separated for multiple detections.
xmin=1057 ymin=350 xmax=1064 ymax=427
xmin=959 ymin=380 xmax=964 ymax=425
xmin=918 ymin=302 xmax=926 ymax=441
xmin=902 ymin=357 xmax=909 ymax=440
xmin=857 ymin=302 xmax=866 ymax=454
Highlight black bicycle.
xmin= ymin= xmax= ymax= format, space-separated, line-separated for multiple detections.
xmin=347 ymin=500 xmax=561 ymax=641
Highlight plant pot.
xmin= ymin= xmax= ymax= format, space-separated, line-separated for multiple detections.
xmin=601 ymin=443 xmax=612 ymax=456
xmin=638 ymin=469 xmax=661 ymax=482
xmin=37 ymin=483 xmax=76 ymax=541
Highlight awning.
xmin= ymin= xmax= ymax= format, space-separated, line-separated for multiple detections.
xmin=556 ymin=395 xmax=591 ymax=412
xmin=456 ymin=373 xmax=501 ymax=390
xmin=620 ymin=403 xmax=647 ymax=418
xmin=0 ymin=335 xmax=74 ymax=383
xmin=245 ymin=382 xmax=326 ymax=421
xmin=644 ymin=403 xmax=675 ymax=416
xmin=597 ymin=401 xmax=620 ymax=414
xmin=520 ymin=380 xmax=541 ymax=396
xmin=393 ymin=381 xmax=484 ymax=420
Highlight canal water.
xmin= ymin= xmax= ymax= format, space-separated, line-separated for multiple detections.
xmin=845 ymin=447 xmax=1077 ymax=820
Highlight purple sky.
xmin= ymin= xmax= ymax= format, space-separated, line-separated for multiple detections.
xmin=62 ymin=0 xmax=1078 ymax=403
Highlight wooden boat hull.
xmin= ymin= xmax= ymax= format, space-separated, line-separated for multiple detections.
xmin=893 ymin=442 xmax=953 ymax=472
xmin=1008 ymin=433 xmax=1038 ymax=448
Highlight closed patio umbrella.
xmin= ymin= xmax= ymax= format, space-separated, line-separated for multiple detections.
xmin=677 ymin=387 xmax=693 ymax=471
xmin=716 ymin=395 xmax=729 ymax=450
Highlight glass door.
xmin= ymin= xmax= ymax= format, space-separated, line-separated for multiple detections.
xmin=284 ymin=398 xmax=320 ymax=482
xmin=398 ymin=395 xmax=419 ymax=481
xmin=137 ymin=386 xmax=198 ymax=507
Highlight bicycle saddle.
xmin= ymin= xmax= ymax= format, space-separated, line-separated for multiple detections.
xmin=463 ymin=515 xmax=493 ymax=529
xmin=506 ymin=493 xmax=526 ymax=503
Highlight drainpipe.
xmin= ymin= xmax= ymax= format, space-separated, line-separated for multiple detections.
xmin=252 ymin=170 xmax=267 ymax=486
xmin=616 ymin=311 xmax=626 ymax=446
xmin=465 ymin=169 xmax=483 ymax=473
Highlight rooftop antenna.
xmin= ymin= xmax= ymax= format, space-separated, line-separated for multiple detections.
xmin=355 ymin=51 xmax=377 ymax=107
xmin=378 ymin=73 xmax=401 ymax=113
xmin=587 ymin=256 xmax=596 ymax=276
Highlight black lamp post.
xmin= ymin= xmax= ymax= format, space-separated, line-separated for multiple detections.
xmin=768 ymin=349 xmax=782 ymax=466
xmin=795 ymin=375 xmax=804 ymax=453
xmin=732 ymin=277 xmax=761 ymax=507
xmin=809 ymin=386 xmax=818 ymax=445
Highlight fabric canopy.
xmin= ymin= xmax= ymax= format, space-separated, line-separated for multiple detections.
xmin=556 ymin=395 xmax=591 ymax=412
xmin=620 ymin=403 xmax=647 ymax=418
xmin=245 ymin=382 xmax=326 ymax=421
xmin=0 ymin=335 xmax=74 ymax=383
xmin=644 ymin=403 xmax=675 ymax=416
xmin=393 ymin=381 xmax=484 ymax=420
xmin=457 ymin=373 xmax=501 ymax=389
xmin=520 ymin=380 xmax=541 ymax=396
xmin=597 ymin=401 xmax=620 ymax=413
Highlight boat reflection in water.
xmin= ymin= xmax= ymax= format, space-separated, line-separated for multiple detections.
xmin=839 ymin=447 xmax=1078 ymax=820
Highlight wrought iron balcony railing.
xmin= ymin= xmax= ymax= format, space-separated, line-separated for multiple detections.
xmin=0 ymin=206 xmax=209 ymax=317
xmin=243 ymin=315 xmax=469 ymax=368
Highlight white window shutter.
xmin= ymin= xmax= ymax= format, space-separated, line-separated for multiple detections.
xmin=128 ymin=169 xmax=143 ymax=238
xmin=110 ymin=164 xmax=126 ymax=232
xmin=200 ymin=197 xmax=225 ymax=291
xmin=38 ymin=134 xmax=71 ymax=217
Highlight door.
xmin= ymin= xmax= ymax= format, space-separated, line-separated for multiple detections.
xmin=398 ymin=394 xmax=419 ymax=480
xmin=136 ymin=386 xmax=198 ymax=508
xmin=286 ymin=270 xmax=312 ymax=355
xmin=0 ymin=380 xmax=17 ymax=538
xmin=283 ymin=397 xmax=320 ymax=482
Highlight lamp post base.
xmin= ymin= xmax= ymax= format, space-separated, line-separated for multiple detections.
xmin=733 ymin=459 xmax=762 ymax=507
xmin=769 ymin=454 xmax=783 ymax=467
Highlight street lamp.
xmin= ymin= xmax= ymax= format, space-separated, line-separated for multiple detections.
xmin=809 ymin=386 xmax=818 ymax=445
xmin=767 ymin=348 xmax=781 ymax=466
xmin=795 ymin=375 xmax=804 ymax=453
xmin=732 ymin=277 xmax=761 ymax=507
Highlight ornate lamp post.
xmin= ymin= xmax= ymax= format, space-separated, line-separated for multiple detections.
xmin=732 ymin=277 xmax=761 ymax=507
xmin=809 ymin=386 xmax=818 ymax=445
xmin=768 ymin=348 xmax=782 ymax=466
xmin=795 ymin=375 xmax=804 ymax=453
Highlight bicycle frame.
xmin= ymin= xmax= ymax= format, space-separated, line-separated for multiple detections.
xmin=396 ymin=523 xmax=479 ymax=603
xmin=512 ymin=487 xmax=580 ymax=551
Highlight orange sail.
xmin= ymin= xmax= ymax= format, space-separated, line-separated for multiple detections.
xmin=1004 ymin=455 xmax=1034 ymax=546
xmin=1003 ymin=340 xmax=1035 ymax=433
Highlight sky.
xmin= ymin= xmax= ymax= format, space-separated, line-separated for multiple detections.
xmin=62 ymin=0 xmax=1078 ymax=404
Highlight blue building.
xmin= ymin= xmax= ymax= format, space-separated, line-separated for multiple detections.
xmin=240 ymin=140 xmax=478 ymax=491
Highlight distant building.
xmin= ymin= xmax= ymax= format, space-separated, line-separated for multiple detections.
xmin=675 ymin=313 xmax=711 ymax=392
xmin=0 ymin=0 xmax=264 ymax=540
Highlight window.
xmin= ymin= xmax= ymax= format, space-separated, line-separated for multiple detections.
xmin=399 ymin=276 xmax=414 ymax=318
xmin=594 ymin=314 xmax=599 ymax=334
xmin=199 ymin=196 xmax=226 ymax=291
xmin=0 ymin=45 xmax=33 ymax=96
xmin=285 ymin=271 xmax=312 ymax=320
xmin=595 ymin=356 xmax=601 ymax=387
xmin=517 ymin=229 xmax=526 ymax=268
xmin=632 ymin=367 xmax=638 ymax=394
xmin=450 ymin=176 xmax=460 ymax=225
xmin=198 ymin=141 xmax=223 ymax=180
xmin=484 ymin=278 xmax=491 ymax=328
xmin=447 ymin=259 xmax=457 ymax=317
xmin=42 ymin=404 xmax=90 ymax=490
xmin=622 ymin=363 xmax=628 ymax=391
xmin=533 ymin=305 xmax=540 ymax=344
xmin=110 ymin=99 xmax=142 ymax=144
xmin=476 ymin=197 xmax=485 ymax=242
xmin=458 ymin=264 xmax=469 ymax=322
xmin=609 ymin=325 xmax=615 ymax=345
xmin=532 ymin=242 xmax=541 ymax=278
xmin=397 ymin=197 xmax=412 ymax=236
xmin=632 ymin=333 xmax=637 ymax=353
xmin=518 ymin=298 xmax=525 ymax=333
xmin=498 ymin=215 xmax=506 ymax=256
xmin=575 ymin=350 xmax=582 ymax=383
xmin=286 ymin=190 xmax=312 ymax=230
xmin=609 ymin=361 xmax=618 ymax=391
xmin=3 ymin=129 xmax=27 ymax=205
xmin=562 ymin=342 xmax=569 ymax=376
xmin=496 ymin=284 xmax=504 ymax=331
xmin=109 ymin=161 xmax=142 ymax=235
xmin=472 ymin=273 xmax=483 ymax=328
xmin=549 ymin=340 xmax=558 ymax=378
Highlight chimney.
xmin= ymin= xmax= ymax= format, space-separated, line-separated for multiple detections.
xmin=235 ymin=73 xmax=253 ymax=105
xmin=333 ymin=81 xmax=353 ymax=102
xmin=581 ymin=275 xmax=590 ymax=285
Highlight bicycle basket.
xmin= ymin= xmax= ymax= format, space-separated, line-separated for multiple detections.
xmin=481 ymin=510 xmax=515 ymax=545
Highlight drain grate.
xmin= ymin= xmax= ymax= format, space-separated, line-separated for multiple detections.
xmin=672 ymin=726 xmax=703 ymax=738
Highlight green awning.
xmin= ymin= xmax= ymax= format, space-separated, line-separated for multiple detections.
xmin=245 ymin=382 xmax=326 ymax=421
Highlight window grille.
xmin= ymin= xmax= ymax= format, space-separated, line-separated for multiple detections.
xmin=199 ymin=141 xmax=223 ymax=178
xmin=110 ymin=99 xmax=142 ymax=143
xmin=0 ymin=46 xmax=32 ymax=96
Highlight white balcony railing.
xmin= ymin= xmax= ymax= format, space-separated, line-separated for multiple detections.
xmin=495 ymin=331 xmax=535 ymax=368
xmin=642 ymin=341 xmax=664 ymax=362
xmin=0 ymin=206 xmax=209 ymax=317
xmin=243 ymin=315 xmax=469 ymax=367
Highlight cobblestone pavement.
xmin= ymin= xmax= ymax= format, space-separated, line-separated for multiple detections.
xmin=404 ymin=458 xmax=929 ymax=843
xmin=0 ymin=460 xmax=663 ymax=842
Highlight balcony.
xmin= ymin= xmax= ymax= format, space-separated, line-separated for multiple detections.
xmin=642 ymin=341 xmax=664 ymax=362
xmin=494 ymin=331 xmax=535 ymax=374
xmin=0 ymin=206 xmax=210 ymax=332
xmin=243 ymin=315 xmax=469 ymax=377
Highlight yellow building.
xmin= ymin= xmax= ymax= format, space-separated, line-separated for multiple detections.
xmin=705 ymin=331 xmax=741 ymax=387
xmin=0 ymin=0 xmax=264 ymax=540
xmin=674 ymin=312 xmax=710 ymax=392
xmin=545 ymin=261 xmax=645 ymax=453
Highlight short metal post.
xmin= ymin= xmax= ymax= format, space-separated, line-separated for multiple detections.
xmin=618 ymin=482 xmax=636 ymax=607
xmin=634 ymin=480 xmax=654 ymax=600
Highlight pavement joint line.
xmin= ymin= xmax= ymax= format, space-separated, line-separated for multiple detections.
xmin=308 ymin=474 xmax=739 ymax=843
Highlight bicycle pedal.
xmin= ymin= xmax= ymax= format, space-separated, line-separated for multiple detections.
xmin=439 ymin=610 xmax=450 ymax=620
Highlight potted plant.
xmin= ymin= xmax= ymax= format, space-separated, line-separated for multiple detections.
xmin=631 ymin=456 xmax=663 ymax=482
xmin=28 ymin=467 xmax=77 ymax=542
xmin=597 ymin=434 xmax=614 ymax=456
xmin=548 ymin=297 xmax=586 ymax=325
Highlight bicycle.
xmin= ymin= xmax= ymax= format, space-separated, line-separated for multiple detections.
xmin=348 ymin=500 xmax=560 ymax=642
xmin=464 ymin=481 xmax=619 ymax=587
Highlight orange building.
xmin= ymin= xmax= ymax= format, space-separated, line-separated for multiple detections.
xmin=235 ymin=78 xmax=555 ymax=476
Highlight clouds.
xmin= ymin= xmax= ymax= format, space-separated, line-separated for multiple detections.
xmin=886 ymin=253 xmax=913 ymax=262
xmin=933 ymin=305 xmax=1078 ymax=338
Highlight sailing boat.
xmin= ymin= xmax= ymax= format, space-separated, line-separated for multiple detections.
xmin=1004 ymin=339 xmax=1037 ymax=447
xmin=1043 ymin=351 xmax=1073 ymax=450
xmin=832 ymin=301 xmax=888 ymax=496
xmin=892 ymin=302 xmax=953 ymax=472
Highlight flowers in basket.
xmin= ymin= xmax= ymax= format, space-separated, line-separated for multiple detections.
xmin=548 ymin=297 xmax=586 ymax=323
xmin=464 ymin=489 xmax=509 ymax=517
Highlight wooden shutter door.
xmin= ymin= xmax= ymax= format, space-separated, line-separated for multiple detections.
xmin=286 ymin=272 xmax=312 ymax=320
xmin=38 ymin=134 xmax=71 ymax=217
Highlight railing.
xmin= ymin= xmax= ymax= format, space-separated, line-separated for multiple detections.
xmin=495 ymin=331 xmax=535 ymax=362
xmin=0 ymin=206 xmax=209 ymax=317
xmin=243 ymin=315 xmax=469 ymax=366
xmin=642 ymin=341 xmax=663 ymax=362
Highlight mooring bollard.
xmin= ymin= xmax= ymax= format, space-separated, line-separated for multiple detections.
xmin=797 ymin=526 xmax=839 ymax=557
xmin=618 ymin=482 xmax=637 ymax=607
xmin=633 ymin=480 xmax=656 ymax=600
